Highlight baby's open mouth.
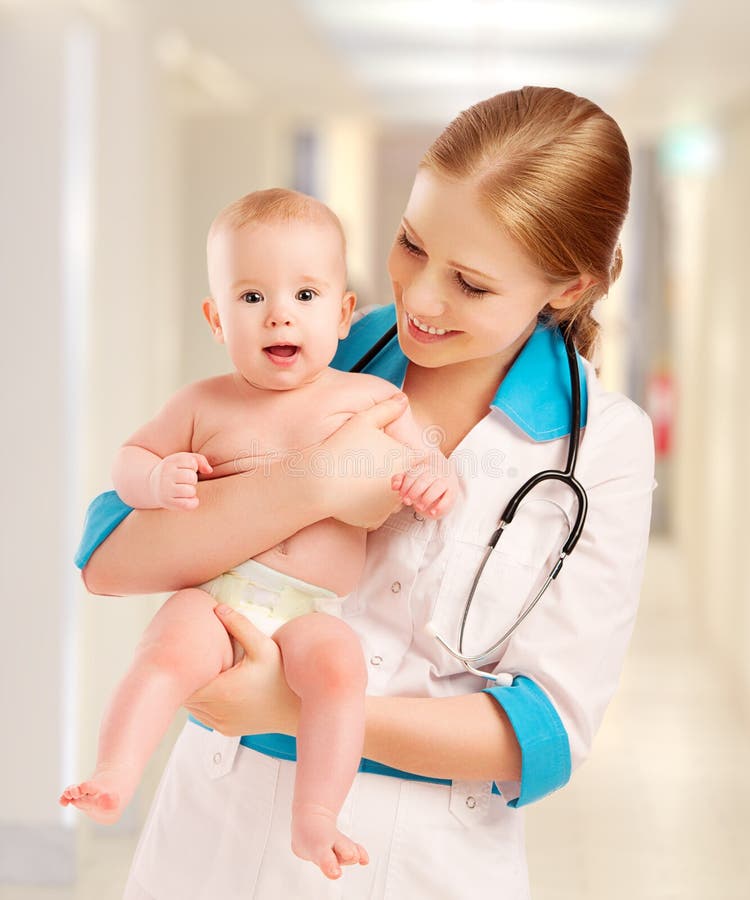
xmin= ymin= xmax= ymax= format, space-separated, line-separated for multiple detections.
xmin=264 ymin=344 xmax=300 ymax=358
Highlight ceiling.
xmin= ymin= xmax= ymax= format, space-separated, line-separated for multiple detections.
xmin=294 ymin=0 xmax=680 ymax=123
xmin=59 ymin=0 xmax=749 ymax=134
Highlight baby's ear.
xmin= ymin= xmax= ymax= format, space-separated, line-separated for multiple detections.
xmin=202 ymin=298 xmax=224 ymax=343
xmin=337 ymin=291 xmax=357 ymax=338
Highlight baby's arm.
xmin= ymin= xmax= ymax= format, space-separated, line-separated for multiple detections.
xmin=112 ymin=383 xmax=212 ymax=511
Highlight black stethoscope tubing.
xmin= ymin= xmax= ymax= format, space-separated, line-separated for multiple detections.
xmin=349 ymin=318 xmax=588 ymax=677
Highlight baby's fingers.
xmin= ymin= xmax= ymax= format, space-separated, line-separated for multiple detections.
xmin=171 ymin=483 xmax=198 ymax=499
xmin=397 ymin=468 xmax=425 ymax=505
xmin=165 ymin=496 xmax=200 ymax=511
xmin=194 ymin=453 xmax=213 ymax=475
xmin=414 ymin=480 xmax=448 ymax=513
xmin=425 ymin=494 xmax=451 ymax=518
xmin=401 ymin=470 xmax=435 ymax=505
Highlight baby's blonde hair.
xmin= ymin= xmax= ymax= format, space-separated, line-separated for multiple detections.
xmin=208 ymin=187 xmax=346 ymax=251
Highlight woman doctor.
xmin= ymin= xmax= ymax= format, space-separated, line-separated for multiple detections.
xmin=78 ymin=86 xmax=655 ymax=898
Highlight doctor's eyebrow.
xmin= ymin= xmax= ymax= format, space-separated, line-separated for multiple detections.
xmin=401 ymin=217 xmax=503 ymax=286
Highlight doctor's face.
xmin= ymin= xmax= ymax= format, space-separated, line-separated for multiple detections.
xmin=387 ymin=168 xmax=576 ymax=373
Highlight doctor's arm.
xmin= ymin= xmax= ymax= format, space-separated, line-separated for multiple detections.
xmin=82 ymin=394 xmax=412 ymax=595
xmin=187 ymin=602 xmax=523 ymax=784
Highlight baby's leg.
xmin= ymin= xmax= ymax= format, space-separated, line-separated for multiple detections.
xmin=59 ymin=588 xmax=234 ymax=824
xmin=273 ymin=613 xmax=369 ymax=881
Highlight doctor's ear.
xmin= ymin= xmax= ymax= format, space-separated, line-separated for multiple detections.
xmin=202 ymin=298 xmax=224 ymax=343
xmin=547 ymin=274 xmax=599 ymax=310
xmin=337 ymin=291 xmax=358 ymax=339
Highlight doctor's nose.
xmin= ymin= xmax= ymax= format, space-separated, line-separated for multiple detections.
xmin=402 ymin=270 xmax=447 ymax=320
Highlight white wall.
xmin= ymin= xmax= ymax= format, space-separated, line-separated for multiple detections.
xmin=0 ymin=12 xmax=74 ymax=867
xmin=614 ymin=0 xmax=750 ymax=707
xmin=670 ymin=106 xmax=750 ymax=704
xmin=0 ymin=2 xmax=183 ymax=882
xmin=78 ymin=6 xmax=185 ymax=837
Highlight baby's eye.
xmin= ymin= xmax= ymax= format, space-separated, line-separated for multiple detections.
xmin=241 ymin=291 xmax=264 ymax=304
xmin=296 ymin=289 xmax=315 ymax=302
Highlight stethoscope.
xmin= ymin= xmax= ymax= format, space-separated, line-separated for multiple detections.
xmin=350 ymin=320 xmax=588 ymax=683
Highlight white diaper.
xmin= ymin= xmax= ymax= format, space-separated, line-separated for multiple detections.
xmin=200 ymin=558 xmax=343 ymax=638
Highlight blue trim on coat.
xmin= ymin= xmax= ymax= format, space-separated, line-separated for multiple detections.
xmin=331 ymin=303 xmax=587 ymax=441
xmin=483 ymin=676 xmax=572 ymax=807
xmin=74 ymin=489 xmax=132 ymax=570
xmin=188 ymin=715 xmax=489 ymax=789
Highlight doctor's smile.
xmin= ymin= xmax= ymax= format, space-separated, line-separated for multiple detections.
xmin=403 ymin=308 xmax=461 ymax=342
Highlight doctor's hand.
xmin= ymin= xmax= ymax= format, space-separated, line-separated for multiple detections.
xmin=184 ymin=605 xmax=300 ymax=737
xmin=313 ymin=392 xmax=425 ymax=531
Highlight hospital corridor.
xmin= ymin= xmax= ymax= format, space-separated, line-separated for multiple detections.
xmin=2 ymin=1 xmax=750 ymax=898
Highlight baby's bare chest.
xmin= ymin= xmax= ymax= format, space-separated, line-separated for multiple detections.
xmin=192 ymin=385 xmax=370 ymax=479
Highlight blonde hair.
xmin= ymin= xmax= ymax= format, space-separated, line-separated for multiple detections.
xmin=421 ymin=86 xmax=631 ymax=359
xmin=208 ymin=187 xmax=346 ymax=250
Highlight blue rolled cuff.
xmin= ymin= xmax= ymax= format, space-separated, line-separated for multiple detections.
xmin=483 ymin=675 xmax=571 ymax=807
xmin=74 ymin=490 xmax=133 ymax=569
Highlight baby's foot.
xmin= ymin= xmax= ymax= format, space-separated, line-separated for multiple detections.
xmin=291 ymin=802 xmax=369 ymax=880
xmin=58 ymin=764 xmax=137 ymax=825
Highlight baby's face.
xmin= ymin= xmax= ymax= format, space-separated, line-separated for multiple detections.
xmin=204 ymin=218 xmax=355 ymax=390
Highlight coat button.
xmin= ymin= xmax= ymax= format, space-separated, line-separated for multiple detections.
xmin=213 ymin=752 xmax=222 ymax=765
xmin=466 ymin=796 xmax=477 ymax=809
xmin=413 ymin=511 xmax=425 ymax=522
xmin=370 ymin=655 xmax=383 ymax=666
xmin=391 ymin=581 xmax=401 ymax=593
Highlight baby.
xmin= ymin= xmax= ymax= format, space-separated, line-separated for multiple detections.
xmin=60 ymin=188 xmax=458 ymax=880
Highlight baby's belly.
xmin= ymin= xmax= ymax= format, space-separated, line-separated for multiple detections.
xmin=252 ymin=518 xmax=367 ymax=597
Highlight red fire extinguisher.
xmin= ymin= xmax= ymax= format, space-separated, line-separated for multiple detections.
xmin=646 ymin=368 xmax=676 ymax=459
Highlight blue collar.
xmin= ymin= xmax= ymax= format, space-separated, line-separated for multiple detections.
xmin=330 ymin=303 xmax=587 ymax=443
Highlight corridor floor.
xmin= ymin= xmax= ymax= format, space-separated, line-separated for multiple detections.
xmin=525 ymin=539 xmax=750 ymax=898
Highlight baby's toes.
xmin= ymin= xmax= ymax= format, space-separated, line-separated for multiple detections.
xmin=333 ymin=836 xmax=361 ymax=866
xmin=61 ymin=784 xmax=81 ymax=802
xmin=354 ymin=842 xmax=370 ymax=865
xmin=319 ymin=848 xmax=342 ymax=880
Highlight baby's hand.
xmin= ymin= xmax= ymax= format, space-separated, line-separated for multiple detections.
xmin=149 ymin=452 xmax=213 ymax=511
xmin=391 ymin=453 xmax=459 ymax=519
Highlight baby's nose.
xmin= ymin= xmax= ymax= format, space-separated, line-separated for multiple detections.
xmin=265 ymin=303 xmax=294 ymax=327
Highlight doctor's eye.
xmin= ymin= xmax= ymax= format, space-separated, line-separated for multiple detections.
xmin=296 ymin=289 xmax=315 ymax=302
xmin=241 ymin=291 xmax=264 ymax=304
xmin=453 ymin=272 xmax=488 ymax=298
xmin=397 ymin=230 xmax=424 ymax=257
